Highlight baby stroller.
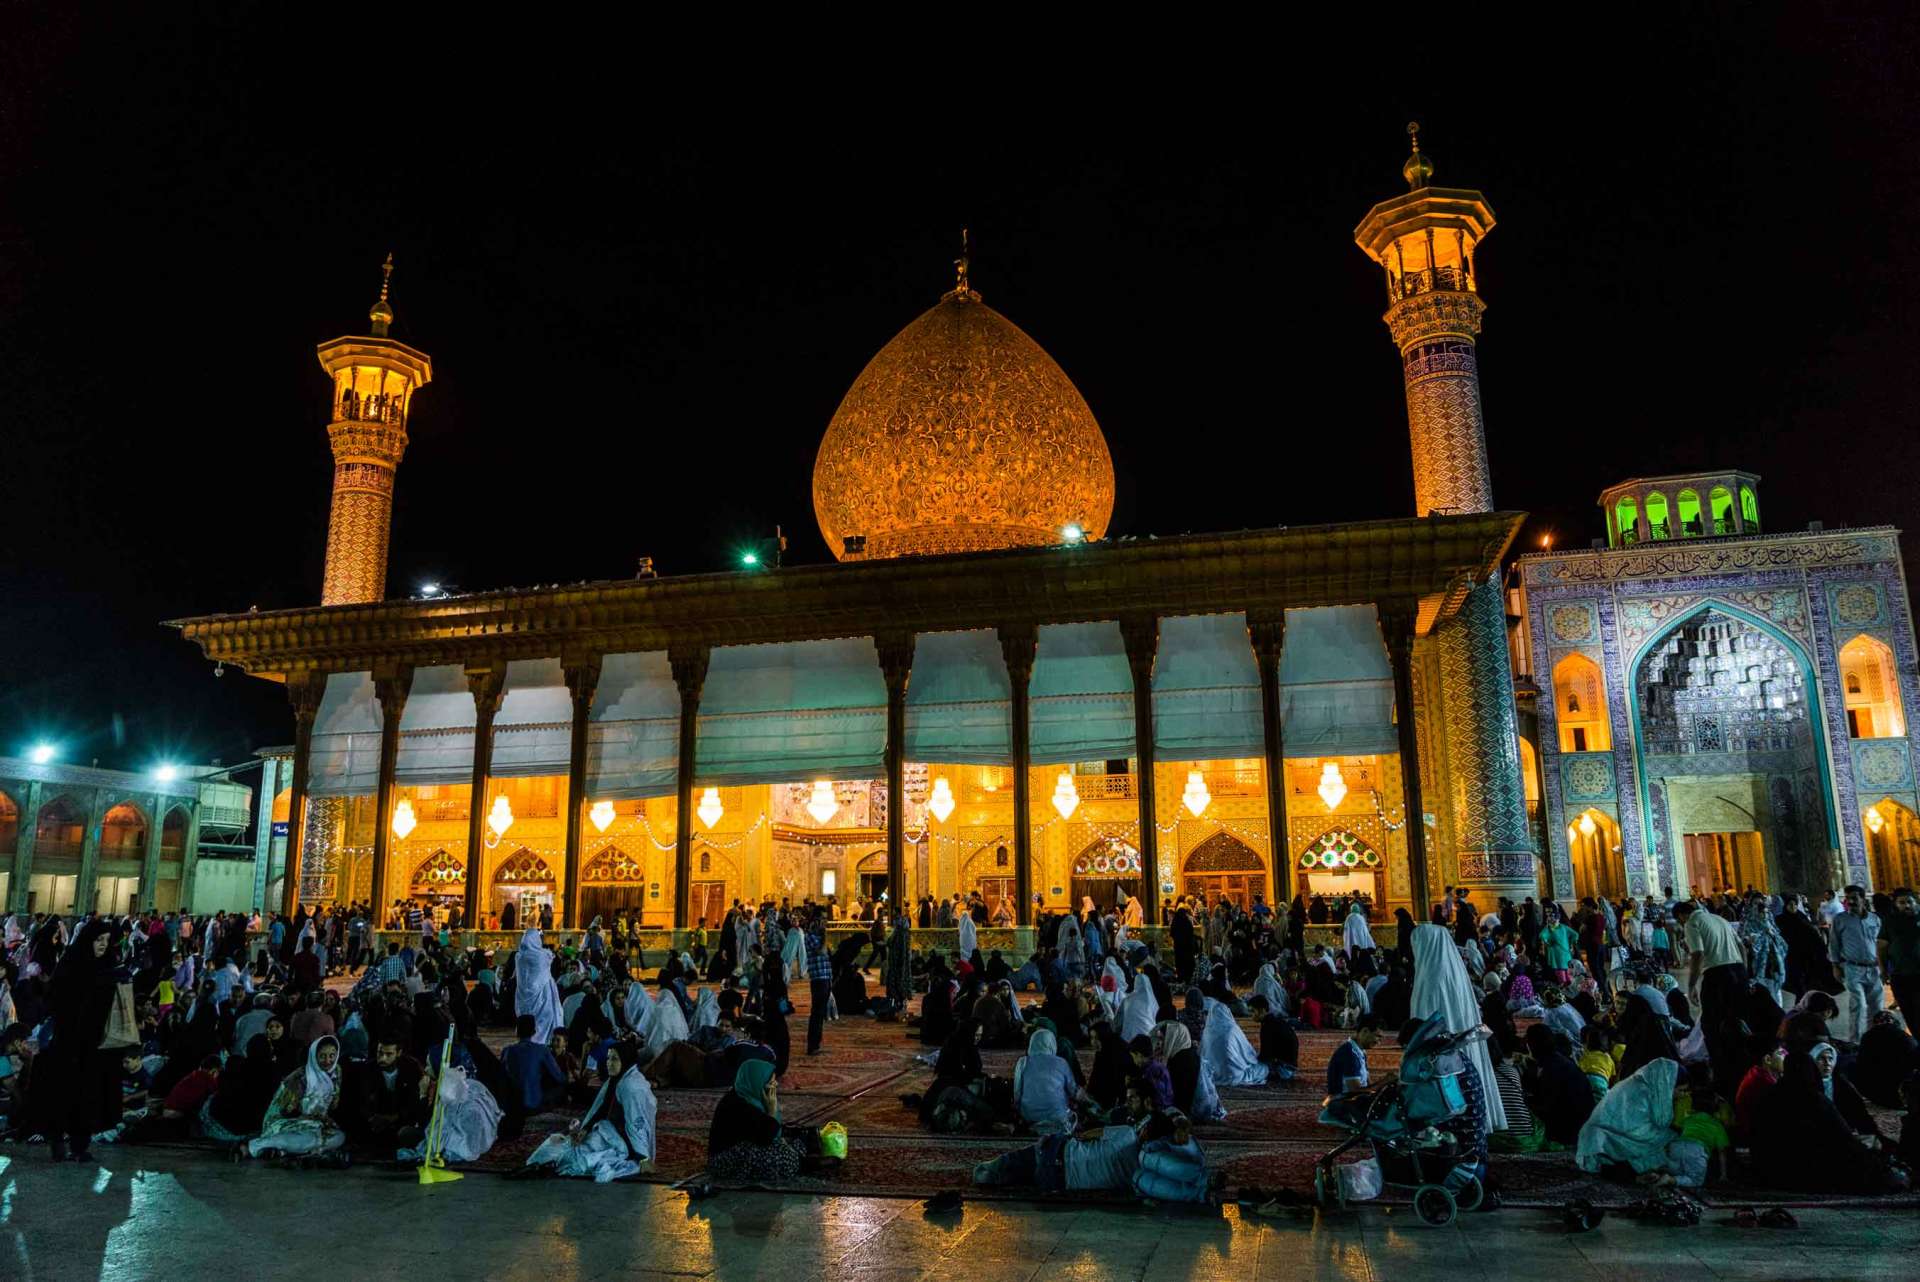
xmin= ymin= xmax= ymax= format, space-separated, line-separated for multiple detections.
xmin=1312 ymin=1013 xmax=1486 ymax=1226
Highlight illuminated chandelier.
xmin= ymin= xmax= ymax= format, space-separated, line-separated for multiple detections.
xmin=697 ymin=787 xmax=724 ymax=829
xmin=806 ymin=779 xmax=839 ymax=825
xmin=390 ymin=799 xmax=417 ymax=840
xmin=487 ymin=794 xmax=515 ymax=838
xmin=1866 ymin=806 xmax=1885 ymax=834
xmin=1052 ymin=770 xmax=1080 ymax=821
xmin=589 ymin=800 xmax=616 ymax=833
xmin=1317 ymin=762 xmax=1348 ymax=811
xmin=927 ymin=776 xmax=955 ymax=823
xmin=1181 ymin=769 xmax=1211 ymax=817
xmin=1578 ymin=811 xmax=1597 ymax=838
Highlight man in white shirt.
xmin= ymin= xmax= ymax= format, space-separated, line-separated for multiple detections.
xmin=1676 ymin=900 xmax=1747 ymax=1094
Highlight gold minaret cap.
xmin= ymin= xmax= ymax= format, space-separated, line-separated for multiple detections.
xmin=368 ymin=252 xmax=396 ymax=335
xmin=1402 ymin=121 xmax=1434 ymax=190
xmin=942 ymin=227 xmax=980 ymax=302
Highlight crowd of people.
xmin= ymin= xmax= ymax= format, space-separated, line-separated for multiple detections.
xmin=0 ymin=878 xmax=1912 ymax=1209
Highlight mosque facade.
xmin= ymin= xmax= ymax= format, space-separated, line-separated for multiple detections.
xmin=171 ymin=132 xmax=1915 ymax=930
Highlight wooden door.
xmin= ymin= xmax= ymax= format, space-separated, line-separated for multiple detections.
xmin=978 ymin=876 xmax=1016 ymax=920
xmin=691 ymin=881 xmax=726 ymax=928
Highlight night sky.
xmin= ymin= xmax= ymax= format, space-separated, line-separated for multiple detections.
xmin=4 ymin=11 xmax=1918 ymax=777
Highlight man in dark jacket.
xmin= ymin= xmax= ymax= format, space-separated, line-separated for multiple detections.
xmin=343 ymin=1037 xmax=426 ymax=1154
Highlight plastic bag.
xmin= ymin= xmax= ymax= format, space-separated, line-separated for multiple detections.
xmin=1337 ymin=1157 xmax=1382 ymax=1202
xmin=819 ymin=1121 xmax=848 ymax=1159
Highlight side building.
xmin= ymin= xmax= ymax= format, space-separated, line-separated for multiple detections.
xmin=1511 ymin=471 xmax=1920 ymax=903
xmin=0 ymin=756 xmax=260 ymax=916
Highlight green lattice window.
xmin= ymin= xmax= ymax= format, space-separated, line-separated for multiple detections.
xmin=1297 ymin=829 xmax=1382 ymax=871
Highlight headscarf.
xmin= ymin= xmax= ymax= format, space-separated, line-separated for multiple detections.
xmin=1254 ymin=961 xmax=1286 ymax=1014
xmin=691 ymin=988 xmax=720 ymax=1031
xmin=300 ymin=1034 xmax=341 ymax=1112
xmin=733 ymin=1058 xmax=777 ymax=1117
xmin=1343 ymin=903 xmax=1377 ymax=955
xmin=623 ymin=982 xmax=656 ymax=1039
xmin=1409 ymin=923 xmax=1506 ymax=1133
xmin=1118 ymin=974 xmax=1158 ymax=1041
xmin=1149 ymin=1019 xmax=1193 ymax=1061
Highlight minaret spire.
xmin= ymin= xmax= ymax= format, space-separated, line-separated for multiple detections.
xmin=369 ymin=252 xmax=396 ymax=336
xmin=944 ymin=227 xmax=979 ymax=301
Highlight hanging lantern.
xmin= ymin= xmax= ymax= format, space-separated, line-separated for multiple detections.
xmin=1051 ymin=770 xmax=1080 ymax=821
xmin=589 ymin=800 xmax=616 ymax=833
xmin=1866 ymin=806 xmax=1885 ymax=834
xmin=391 ymin=798 xmax=417 ymax=840
xmin=927 ymin=776 xmax=955 ymax=823
xmin=1182 ymin=769 xmax=1211 ymax=817
xmin=1578 ymin=811 xmax=1597 ymax=838
xmin=487 ymin=794 xmax=515 ymax=839
xmin=697 ymin=787 xmax=724 ymax=829
xmin=1317 ymin=761 xmax=1348 ymax=811
xmin=806 ymin=779 xmax=839 ymax=825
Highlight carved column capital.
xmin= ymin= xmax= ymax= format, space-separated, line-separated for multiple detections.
xmin=563 ymin=654 xmax=603 ymax=710
xmin=287 ymin=670 xmax=326 ymax=725
xmin=1120 ymin=613 xmax=1160 ymax=678
xmin=876 ymin=632 xmax=916 ymax=693
xmin=1377 ymin=602 xmax=1419 ymax=664
xmin=668 ymin=643 xmax=711 ymax=699
xmin=373 ymin=664 xmax=414 ymax=718
xmin=1246 ymin=608 xmax=1287 ymax=661
xmin=465 ymin=659 xmax=508 ymax=720
xmin=998 ymin=625 xmax=1037 ymax=687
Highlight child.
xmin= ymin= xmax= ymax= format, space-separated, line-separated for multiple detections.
xmin=690 ymin=919 xmax=710 ymax=968
xmin=1669 ymin=1063 xmax=1732 ymax=1186
xmin=1649 ymin=918 xmax=1672 ymax=971
xmin=1577 ymin=1024 xmax=1615 ymax=1097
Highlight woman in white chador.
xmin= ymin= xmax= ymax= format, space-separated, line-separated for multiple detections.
xmin=1409 ymin=924 xmax=1506 ymax=1135
xmin=247 ymin=1035 xmax=345 ymax=1159
xmin=1199 ymin=996 xmax=1271 ymax=1087
xmin=957 ymin=909 xmax=978 ymax=960
xmin=647 ymin=987 xmax=690 ymax=1060
xmin=1118 ymin=973 xmax=1158 ymax=1041
xmin=417 ymin=1042 xmax=502 ymax=1164
xmin=1096 ymin=956 xmax=1128 ymax=1020
xmin=525 ymin=1039 xmax=657 ymax=1182
xmin=514 ymin=928 xmax=564 ymax=1045
xmin=690 ymin=987 xmax=720 ymax=1032
xmin=1342 ymin=902 xmax=1377 ymax=956
xmin=1253 ymin=960 xmax=1287 ymax=1016
xmin=622 ymin=981 xmax=657 ymax=1044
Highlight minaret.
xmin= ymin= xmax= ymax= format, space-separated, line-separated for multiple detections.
xmin=1355 ymin=126 xmax=1537 ymax=907
xmin=1354 ymin=122 xmax=1496 ymax=517
xmin=316 ymin=255 xmax=432 ymax=605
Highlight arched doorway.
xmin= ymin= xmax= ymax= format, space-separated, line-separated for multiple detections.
xmin=852 ymin=849 xmax=890 ymax=908
xmin=1566 ymin=807 xmax=1625 ymax=902
xmin=960 ymin=841 xmax=1018 ymax=922
xmin=1069 ymin=835 xmax=1141 ymax=916
xmin=1181 ymin=830 xmax=1266 ymax=910
xmin=1551 ymin=653 xmax=1611 ymax=752
xmin=493 ymin=847 xmax=557 ymax=926
xmin=408 ymin=848 xmax=467 ymax=912
xmin=28 ymin=796 xmax=86 ymax=914
xmin=1839 ymin=635 xmax=1906 ymax=739
xmin=1632 ymin=604 xmax=1833 ymax=894
xmin=578 ymin=843 xmax=647 ymax=927
xmin=1865 ymin=799 xmax=1920 ymax=891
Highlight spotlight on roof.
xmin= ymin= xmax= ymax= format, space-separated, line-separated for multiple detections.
xmin=1061 ymin=523 xmax=1085 ymax=545
xmin=419 ymin=582 xmax=441 ymax=597
xmin=29 ymin=743 xmax=56 ymax=765
xmin=153 ymin=763 xmax=179 ymax=782
xmin=740 ymin=550 xmax=760 ymax=568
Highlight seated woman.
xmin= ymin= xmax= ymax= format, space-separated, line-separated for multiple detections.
xmin=1574 ymin=1057 xmax=1706 ymax=1187
xmin=974 ymin=981 xmax=1024 ymax=1048
xmin=1152 ymin=1020 xmax=1225 ymax=1122
xmin=1198 ymin=993 xmax=1272 ymax=1087
xmin=707 ymin=1060 xmax=810 ymax=1183
xmin=1246 ymin=995 xmax=1298 ymax=1078
xmin=1851 ymin=1011 xmax=1919 ymax=1108
xmin=917 ymin=1019 xmax=1004 ymax=1134
xmin=1613 ymin=994 xmax=1678 ymax=1082
xmin=1040 ymin=984 xmax=1086 ymax=1050
xmin=202 ymin=1034 xmax=280 ymax=1144
xmin=415 ymin=1040 xmax=503 ymax=1164
xmin=1749 ymin=1049 xmax=1908 ymax=1195
xmin=643 ymin=988 xmax=690 ymax=1063
xmin=1014 ymin=1028 xmax=1081 ymax=1134
xmin=1252 ymin=961 xmax=1287 ymax=1018
xmin=1521 ymin=1024 xmax=1594 ymax=1148
xmin=1084 ymin=1023 xmax=1132 ymax=1115
xmin=690 ymin=988 xmax=720 ymax=1034
xmin=1810 ymin=1040 xmax=1886 ymax=1142
xmin=919 ymin=969 xmax=957 ymax=1047
xmin=522 ymin=1037 xmax=656 ymax=1182
xmin=242 ymin=1034 xmax=346 ymax=1165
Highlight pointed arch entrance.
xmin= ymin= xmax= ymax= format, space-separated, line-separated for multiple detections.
xmin=1069 ymin=835 xmax=1141 ymax=915
xmin=1865 ymin=799 xmax=1920 ymax=891
xmin=1181 ymin=830 xmax=1266 ymax=910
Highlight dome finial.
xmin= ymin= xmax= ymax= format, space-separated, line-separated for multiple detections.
xmin=944 ymin=227 xmax=979 ymax=302
xmin=1402 ymin=121 xmax=1434 ymax=190
xmin=369 ymin=251 xmax=396 ymax=335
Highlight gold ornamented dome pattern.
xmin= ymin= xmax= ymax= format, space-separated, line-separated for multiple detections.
xmin=813 ymin=283 xmax=1115 ymax=561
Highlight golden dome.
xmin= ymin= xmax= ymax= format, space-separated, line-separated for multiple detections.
xmin=813 ymin=285 xmax=1115 ymax=561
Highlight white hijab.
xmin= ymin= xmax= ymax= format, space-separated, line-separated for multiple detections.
xmin=690 ymin=988 xmax=719 ymax=1031
xmin=957 ymin=912 xmax=978 ymax=958
xmin=1200 ymin=999 xmax=1267 ymax=1087
xmin=1118 ymin=975 xmax=1157 ymax=1041
xmin=623 ymin=983 xmax=656 ymax=1038
xmin=647 ymin=989 xmax=688 ymax=1057
xmin=1575 ymin=1057 xmax=1679 ymax=1174
xmin=299 ymin=1035 xmax=340 ymax=1115
xmin=1254 ymin=961 xmax=1287 ymax=1015
xmin=1057 ymin=913 xmax=1083 ymax=959
xmin=1409 ymin=924 xmax=1505 ymax=1133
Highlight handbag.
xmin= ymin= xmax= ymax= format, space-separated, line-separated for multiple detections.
xmin=101 ymin=981 xmax=140 ymax=1049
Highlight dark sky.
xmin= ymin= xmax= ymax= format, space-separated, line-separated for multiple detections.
xmin=4 ymin=11 xmax=1919 ymax=774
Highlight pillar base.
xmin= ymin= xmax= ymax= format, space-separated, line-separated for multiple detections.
xmin=1454 ymin=848 xmax=1542 ymax=911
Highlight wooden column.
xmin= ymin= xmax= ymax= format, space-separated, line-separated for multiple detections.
xmin=1381 ymin=605 xmax=1433 ymax=919
xmin=998 ymin=626 xmax=1038 ymax=924
xmin=462 ymin=660 xmax=508 ymax=930
xmin=280 ymin=673 xmax=324 ymax=919
xmin=1121 ymin=615 xmax=1162 ymax=926
xmin=561 ymin=655 xmax=602 ymax=929
xmin=1248 ymin=609 xmax=1292 ymax=911
xmin=140 ymin=790 xmax=167 ymax=911
xmin=369 ymin=664 xmax=413 ymax=922
xmin=10 ymin=780 xmax=44 ymax=914
xmin=668 ymin=644 xmax=710 ymax=930
xmin=878 ymin=633 xmax=915 ymax=915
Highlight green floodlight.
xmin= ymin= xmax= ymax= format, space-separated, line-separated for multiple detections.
xmin=740 ymin=550 xmax=760 ymax=568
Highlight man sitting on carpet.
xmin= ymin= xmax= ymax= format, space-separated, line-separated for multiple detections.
xmin=972 ymin=1103 xmax=1209 ymax=1200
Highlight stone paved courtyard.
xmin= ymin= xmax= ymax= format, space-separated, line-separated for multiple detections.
xmin=3 ymin=1148 xmax=1914 ymax=1282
